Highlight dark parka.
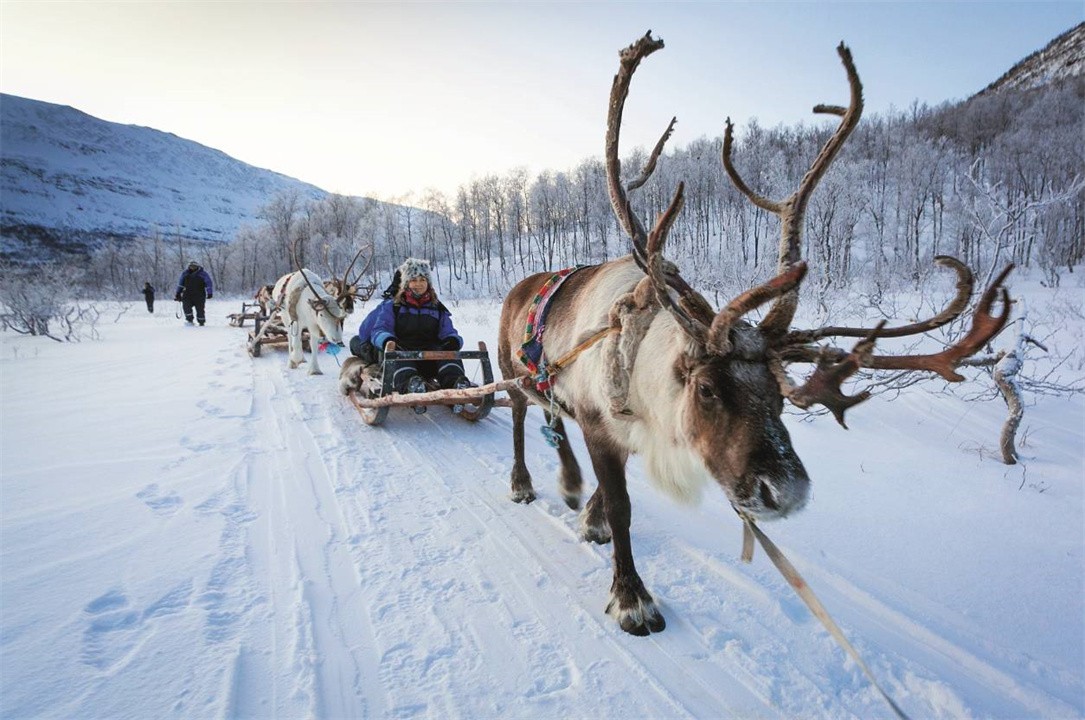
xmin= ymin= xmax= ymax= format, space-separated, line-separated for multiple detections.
xmin=175 ymin=266 xmax=213 ymax=302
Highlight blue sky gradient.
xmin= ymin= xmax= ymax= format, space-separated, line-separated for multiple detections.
xmin=2 ymin=1 xmax=1081 ymax=199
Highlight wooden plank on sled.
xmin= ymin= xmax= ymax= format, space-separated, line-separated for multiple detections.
xmin=348 ymin=377 xmax=524 ymax=409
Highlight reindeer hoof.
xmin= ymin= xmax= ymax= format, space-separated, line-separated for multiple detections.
xmin=578 ymin=509 xmax=611 ymax=544
xmin=605 ymin=592 xmax=665 ymax=636
xmin=289 ymin=360 xmax=300 ymax=369
xmin=561 ymin=492 xmax=580 ymax=511
xmin=579 ymin=524 xmax=611 ymax=545
xmin=510 ymin=487 xmax=536 ymax=504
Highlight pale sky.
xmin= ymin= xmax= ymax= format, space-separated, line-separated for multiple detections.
xmin=2 ymin=1 xmax=1081 ymax=200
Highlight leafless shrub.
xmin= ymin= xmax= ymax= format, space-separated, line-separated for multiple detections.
xmin=0 ymin=261 xmax=103 ymax=342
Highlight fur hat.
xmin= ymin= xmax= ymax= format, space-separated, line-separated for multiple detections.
xmin=187 ymin=259 xmax=199 ymax=267
xmin=398 ymin=257 xmax=432 ymax=283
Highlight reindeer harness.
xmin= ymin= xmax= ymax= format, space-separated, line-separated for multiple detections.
xmin=516 ymin=266 xmax=588 ymax=392
xmin=518 ymin=266 xmax=663 ymax=431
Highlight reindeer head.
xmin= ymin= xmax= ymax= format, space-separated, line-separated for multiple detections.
xmin=606 ymin=33 xmax=1011 ymax=520
xmin=321 ymin=241 xmax=374 ymax=317
xmin=291 ymin=239 xmax=373 ymax=345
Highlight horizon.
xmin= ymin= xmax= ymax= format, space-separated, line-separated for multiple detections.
xmin=2 ymin=2 xmax=1081 ymax=200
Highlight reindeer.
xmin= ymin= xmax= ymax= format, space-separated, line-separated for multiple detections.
xmin=274 ymin=242 xmax=372 ymax=376
xmin=496 ymin=33 xmax=1011 ymax=636
xmin=254 ymin=284 xmax=275 ymax=317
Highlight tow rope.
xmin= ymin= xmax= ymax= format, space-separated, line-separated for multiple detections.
xmin=318 ymin=340 xmax=342 ymax=367
xmin=739 ymin=514 xmax=911 ymax=720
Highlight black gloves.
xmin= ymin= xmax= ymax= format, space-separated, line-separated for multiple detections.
xmin=440 ymin=337 xmax=460 ymax=351
xmin=174 ymin=293 xmax=182 ymax=302
xmin=206 ymin=293 xmax=213 ymax=299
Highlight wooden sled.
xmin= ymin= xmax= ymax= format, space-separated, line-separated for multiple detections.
xmin=227 ymin=301 xmax=265 ymax=328
xmin=346 ymin=341 xmax=517 ymax=426
xmin=246 ymin=310 xmax=310 ymax=357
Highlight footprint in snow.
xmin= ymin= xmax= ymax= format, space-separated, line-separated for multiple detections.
xmin=179 ymin=435 xmax=213 ymax=452
xmin=80 ymin=582 xmax=194 ymax=670
xmin=137 ymin=484 xmax=183 ymax=517
xmin=196 ymin=399 xmax=224 ymax=417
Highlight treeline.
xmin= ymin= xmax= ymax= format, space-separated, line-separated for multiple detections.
xmin=88 ymin=78 xmax=1083 ymax=302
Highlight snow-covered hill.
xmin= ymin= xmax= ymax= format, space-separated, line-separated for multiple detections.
xmin=0 ymin=93 xmax=329 ymax=257
xmin=1 ymin=286 xmax=1081 ymax=719
xmin=979 ymin=21 xmax=1085 ymax=95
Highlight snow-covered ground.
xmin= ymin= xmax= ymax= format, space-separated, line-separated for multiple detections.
xmin=1 ymin=290 xmax=1082 ymax=719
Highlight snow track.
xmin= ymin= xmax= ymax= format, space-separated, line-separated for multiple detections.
xmin=1 ymin=302 xmax=1081 ymax=719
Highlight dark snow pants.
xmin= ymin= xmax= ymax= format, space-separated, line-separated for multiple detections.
xmin=183 ymin=297 xmax=206 ymax=324
xmin=392 ymin=359 xmax=466 ymax=393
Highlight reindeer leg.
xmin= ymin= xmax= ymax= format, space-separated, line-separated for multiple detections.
xmin=508 ymin=390 xmax=536 ymax=504
xmin=307 ymin=325 xmax=322 ymax=376
xmin=578 ymin=485 xmax=611 ymax=544
xmin=582 ymin=421 xmax=664 ymax=636
xmin=287 ymin=322 xmax=302 ymax=369
xmin=545 ymin=414 xmax=583 ymax=509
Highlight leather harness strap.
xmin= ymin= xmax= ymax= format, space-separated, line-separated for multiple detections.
xmin=545 ymin=327 xmax=618 ymax=378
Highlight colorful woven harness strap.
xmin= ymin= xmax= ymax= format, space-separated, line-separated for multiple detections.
xmin=516 ymin=266 xmax=584 ymax=392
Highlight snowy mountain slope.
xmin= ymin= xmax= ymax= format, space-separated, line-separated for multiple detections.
xmin=979 ymin=22 xmax=1085 ymax=96
xmin=0 ymin=93 xmax=328 ymax=253
xmin=1 ymin=291 xmax=1081 ymax=719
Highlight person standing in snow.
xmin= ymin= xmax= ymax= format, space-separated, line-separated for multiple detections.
xmin=141 ymin=282 xmax=155 ymax=313
xmin=174 ymin=260 xmax=213 ymax=326
xmin=350 ymin=257 xmax=473 ymax=414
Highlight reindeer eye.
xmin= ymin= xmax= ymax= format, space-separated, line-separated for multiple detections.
xmin=697 ymin=383 xmax=716 ymax=400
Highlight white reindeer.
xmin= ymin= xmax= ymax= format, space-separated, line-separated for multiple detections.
xmin=270 ymin=241 xmax=373 ymax=376
xmin=273 ymin=269 xmax=348 ymax=376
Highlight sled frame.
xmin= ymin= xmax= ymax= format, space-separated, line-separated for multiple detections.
xmin=348 ymin=341 xmax=515 ymax=425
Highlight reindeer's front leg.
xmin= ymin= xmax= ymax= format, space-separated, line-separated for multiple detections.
xmin=508 ymin=388 xmax=536 ymax=504
xmin=306 ymin=322 xmax=323 ymax=375
xmin=287 ymin=320 xmax=304 ymax=369
xmin=582 ymin=420 xmax=664 ymax=636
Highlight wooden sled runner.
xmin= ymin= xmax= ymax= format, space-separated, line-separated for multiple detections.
xmin=344 ymin=341 xmax=517 ymax=426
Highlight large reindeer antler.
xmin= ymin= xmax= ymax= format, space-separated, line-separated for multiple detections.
xmin=722 ymin=42 xmax=864 ymax=338
xmin=291 ymin=238 xmax=334 ymax=306
xmin=608 ymin=33 xmax=1013 ymax=427
xmin=605 ymin=32 xmax=805 ymax=349
xmin=322 ymin=243 xmax=373 ymax=293
xmin=315 ymin=241 xmax=374 ymax=314
xmin=340 ymin=244 xmax=373 ymax=292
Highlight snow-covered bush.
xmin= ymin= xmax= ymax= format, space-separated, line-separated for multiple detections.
xmin=0 ymin=261 xmax=103 ymax=342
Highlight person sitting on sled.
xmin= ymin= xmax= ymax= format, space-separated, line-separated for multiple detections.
xmin=350 ymin=258 xmax=473 ymax=413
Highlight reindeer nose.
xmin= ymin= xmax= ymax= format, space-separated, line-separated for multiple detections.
xmin=737 ymin=472 xmax=808 ymax=521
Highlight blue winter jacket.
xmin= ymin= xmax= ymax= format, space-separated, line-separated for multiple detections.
xmin=175 ymin=266 xmax=214 ymax=301
xmin=358 ymin=296 xmax=462 ymax=351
